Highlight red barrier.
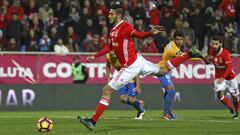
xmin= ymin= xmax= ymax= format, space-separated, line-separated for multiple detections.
xmin=0 ymin=54 xmax=239 ymax=84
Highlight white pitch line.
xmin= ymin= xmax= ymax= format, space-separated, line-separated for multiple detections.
xmin=0 ymin=115 xmax=236 ymax=123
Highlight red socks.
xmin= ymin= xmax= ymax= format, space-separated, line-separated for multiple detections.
xmin=91 ymin=97 xmax=110 ymax=123
xmin=221 ymin=96 xmax=233 ymax=110
xmin=166 ymin=53 xmax=189 ymax=70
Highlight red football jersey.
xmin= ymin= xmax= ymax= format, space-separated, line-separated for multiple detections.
xmin=109 ymin=20 xmax=137 ymax=67
xmin=208 ymin=48 xmax=236 ymax=80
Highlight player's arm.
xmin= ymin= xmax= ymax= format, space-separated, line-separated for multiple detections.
xmin=222 ymin=52 xmax=233 ymax=79
xmin=106 ymin=59 xmax=111 ymax=82
xmin=134 ymin=75 xmax=141 ymax=94
xmin=87 ymin=44 xmax=111 ymax=62
xmin=132 ymin=26 xmax=165 ymax=39
xmin=204 ymin=55 xmax=214 ymax=64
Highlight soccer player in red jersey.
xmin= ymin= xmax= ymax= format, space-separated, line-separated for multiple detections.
xmin=205 ymin=35 xmax=240 ymax=119
xmin=77 ymin=4 xmax=204 ymax=130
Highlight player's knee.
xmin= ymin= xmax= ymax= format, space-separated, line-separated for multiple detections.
xmin=165 ymin=86 xmax=175 ymax=90
xmin=231 ymin=94 xmax=239 ymax=101
xmin=102 ymin=85 xmax=114 ymax=97
xmin=119 ymin=96 xmax=126 ymax=103
xmin=217 ymin=92 xmax=224 ymax=100
xmin=156 ymin=67 xmax=169 ymax=77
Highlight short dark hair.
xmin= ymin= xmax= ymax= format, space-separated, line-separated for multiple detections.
xmin=110 ymin=4 xmax=125 ymax=19
xmin=173 ymin=30 xmax=184 ymax=39
xmin=211 ymin=35 xmax=223 ymax=43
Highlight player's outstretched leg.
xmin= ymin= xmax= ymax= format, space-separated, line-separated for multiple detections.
xmin=166 ymin=47 xmax=204 ymax=71
xmin=77 ymin=85 xmax=114 ymax=130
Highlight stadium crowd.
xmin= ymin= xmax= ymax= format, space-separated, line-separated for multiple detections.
xmin=0 ymin=0 xmax=239 ymax=54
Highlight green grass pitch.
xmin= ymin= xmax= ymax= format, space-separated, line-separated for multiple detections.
xmin=0 ymin=110 xmax=239 ymax=135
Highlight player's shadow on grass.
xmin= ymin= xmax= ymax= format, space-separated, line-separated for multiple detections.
xmin=207 ymin=116 xmax=232 ymax=120
xmin=96 ymin=125 xmax=170 ymax=133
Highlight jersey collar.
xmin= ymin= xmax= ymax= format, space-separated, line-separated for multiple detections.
xmin=113 ymin=20 xmax=124 ymax=30
xmin=216 ymin=48 xmax=223 ymax=56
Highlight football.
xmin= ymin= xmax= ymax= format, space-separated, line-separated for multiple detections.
xmin=37 ymin=117 xmax=53 ymax=132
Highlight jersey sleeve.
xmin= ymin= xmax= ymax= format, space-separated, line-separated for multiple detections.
xmin=123 ymin=23 xmax=151 ymax=39
xmin=122 ymin=23 xmax=135 ymax=38
xmin=222 ymin=51 xmax=233 ymax=79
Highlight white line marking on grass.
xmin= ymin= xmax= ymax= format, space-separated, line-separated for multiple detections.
xmin=0 ymin=116 xmax=236 ymax=123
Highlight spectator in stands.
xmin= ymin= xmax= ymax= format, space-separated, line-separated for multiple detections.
xmin=206 ymin=0 xmax=222 ymax=10
xmin=161 ymin=8 xmax=175 ymax=35
xmin=96 ymin=0 xmax=109 ymax=17
xmin=52 ymin=0 xmax=67 ymax=23
xmin=134 ymin=16 xmax=145 ymax=51
xmin=210 ymin=10 xmax=225 ymax=36
xmin=65 ymin=26 xmax=79 ymax=45
xmin=175 ymin=13 xmax=184 ymax=31
xmin=180 ymin=21 xmax=195 ymax=52
xmin=6 ymin=0 xmax=24 ymax=21
xmin=124 ymin=10 xmax=134 ymax=27
xmin=5 ymin=37 xmax=20 ymax=51
xmin=236 ymin=0 xmax=240 ymax=34
xmin=49 ymin=26 xmax=61 ymax=49
xmin=0 ymin=5 xmax=7 ymax=32
xmin=66 ymin=37 xmax=79 ymax=52
xmin=38 ymin=1 xmax=53 ymax=24
xmin=204 ymin=7 xmax=215 ymax=44
xmin=29 ymin=14 xmax=44 ymax=37
xmin=85 ymin=33 xmax=102 ymax=52
xmin=23 ymin=28 xmax=39 ymax=50
xmin=27 ymin=40 xmax=39 ymax=51
xmin=39 ymin=32 xmax=51 ymax=52
xmin=140 ymin=37 xmax=159 ymax=53
xmin=225 ymin=22 xmax=238 ymax=53
xmin=99 ymin=26 xmax=108 ymax=50
xmin=219 ymin=0 xmax=237 ymax=22
xmin=6 ymin=12 xmax=23 ymax=43
xmin=54 ymin=38 xmax=69 ymax=53
xmin=131 ymin=1 xmax=146 ymax=21
xmin=23 ymin=0 xmax=38 ymax=19
xmin=0 ymin=30 xmax=7 ymax=51
xmin=68 ymin=6 xmax=80 ymax=23
xmin=189 ymin=7 xmax=205 ymax=51
xmin=148 ymin=3 xmax=160 ymax=27
xmin=156 ymin=31 xmax=169 ymax=53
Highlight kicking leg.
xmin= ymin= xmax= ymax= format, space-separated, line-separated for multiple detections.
xmin=78 ymin=85 xmax=114 ymax=130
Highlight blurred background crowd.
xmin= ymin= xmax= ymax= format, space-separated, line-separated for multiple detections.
xmin=0 ymin=0 xmax=239 ymax=54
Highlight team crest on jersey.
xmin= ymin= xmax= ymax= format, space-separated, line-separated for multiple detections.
xmin=219 ymin=58 xmax=223 ymax=63
xmin=176 ymin=51 xmax=182 ymax=55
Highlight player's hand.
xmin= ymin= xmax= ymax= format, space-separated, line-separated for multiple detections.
xmin=86 ymin=56 xmax=95 ymax=62
xmin=150 ymin=25 xmax=165 ymax=35
xmin=135 ymin=86 xmax=141 ymax=94
xmin=204 ymin=55 xmax=214 ymax=64
xmin=216 ymin=78 xmax=225 ymax=84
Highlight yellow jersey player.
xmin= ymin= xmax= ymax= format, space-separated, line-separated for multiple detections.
xmin=106 ymin=52 xmax=145 ymax=119
xmin=158 ymin=31 xmax=185 ymax=120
